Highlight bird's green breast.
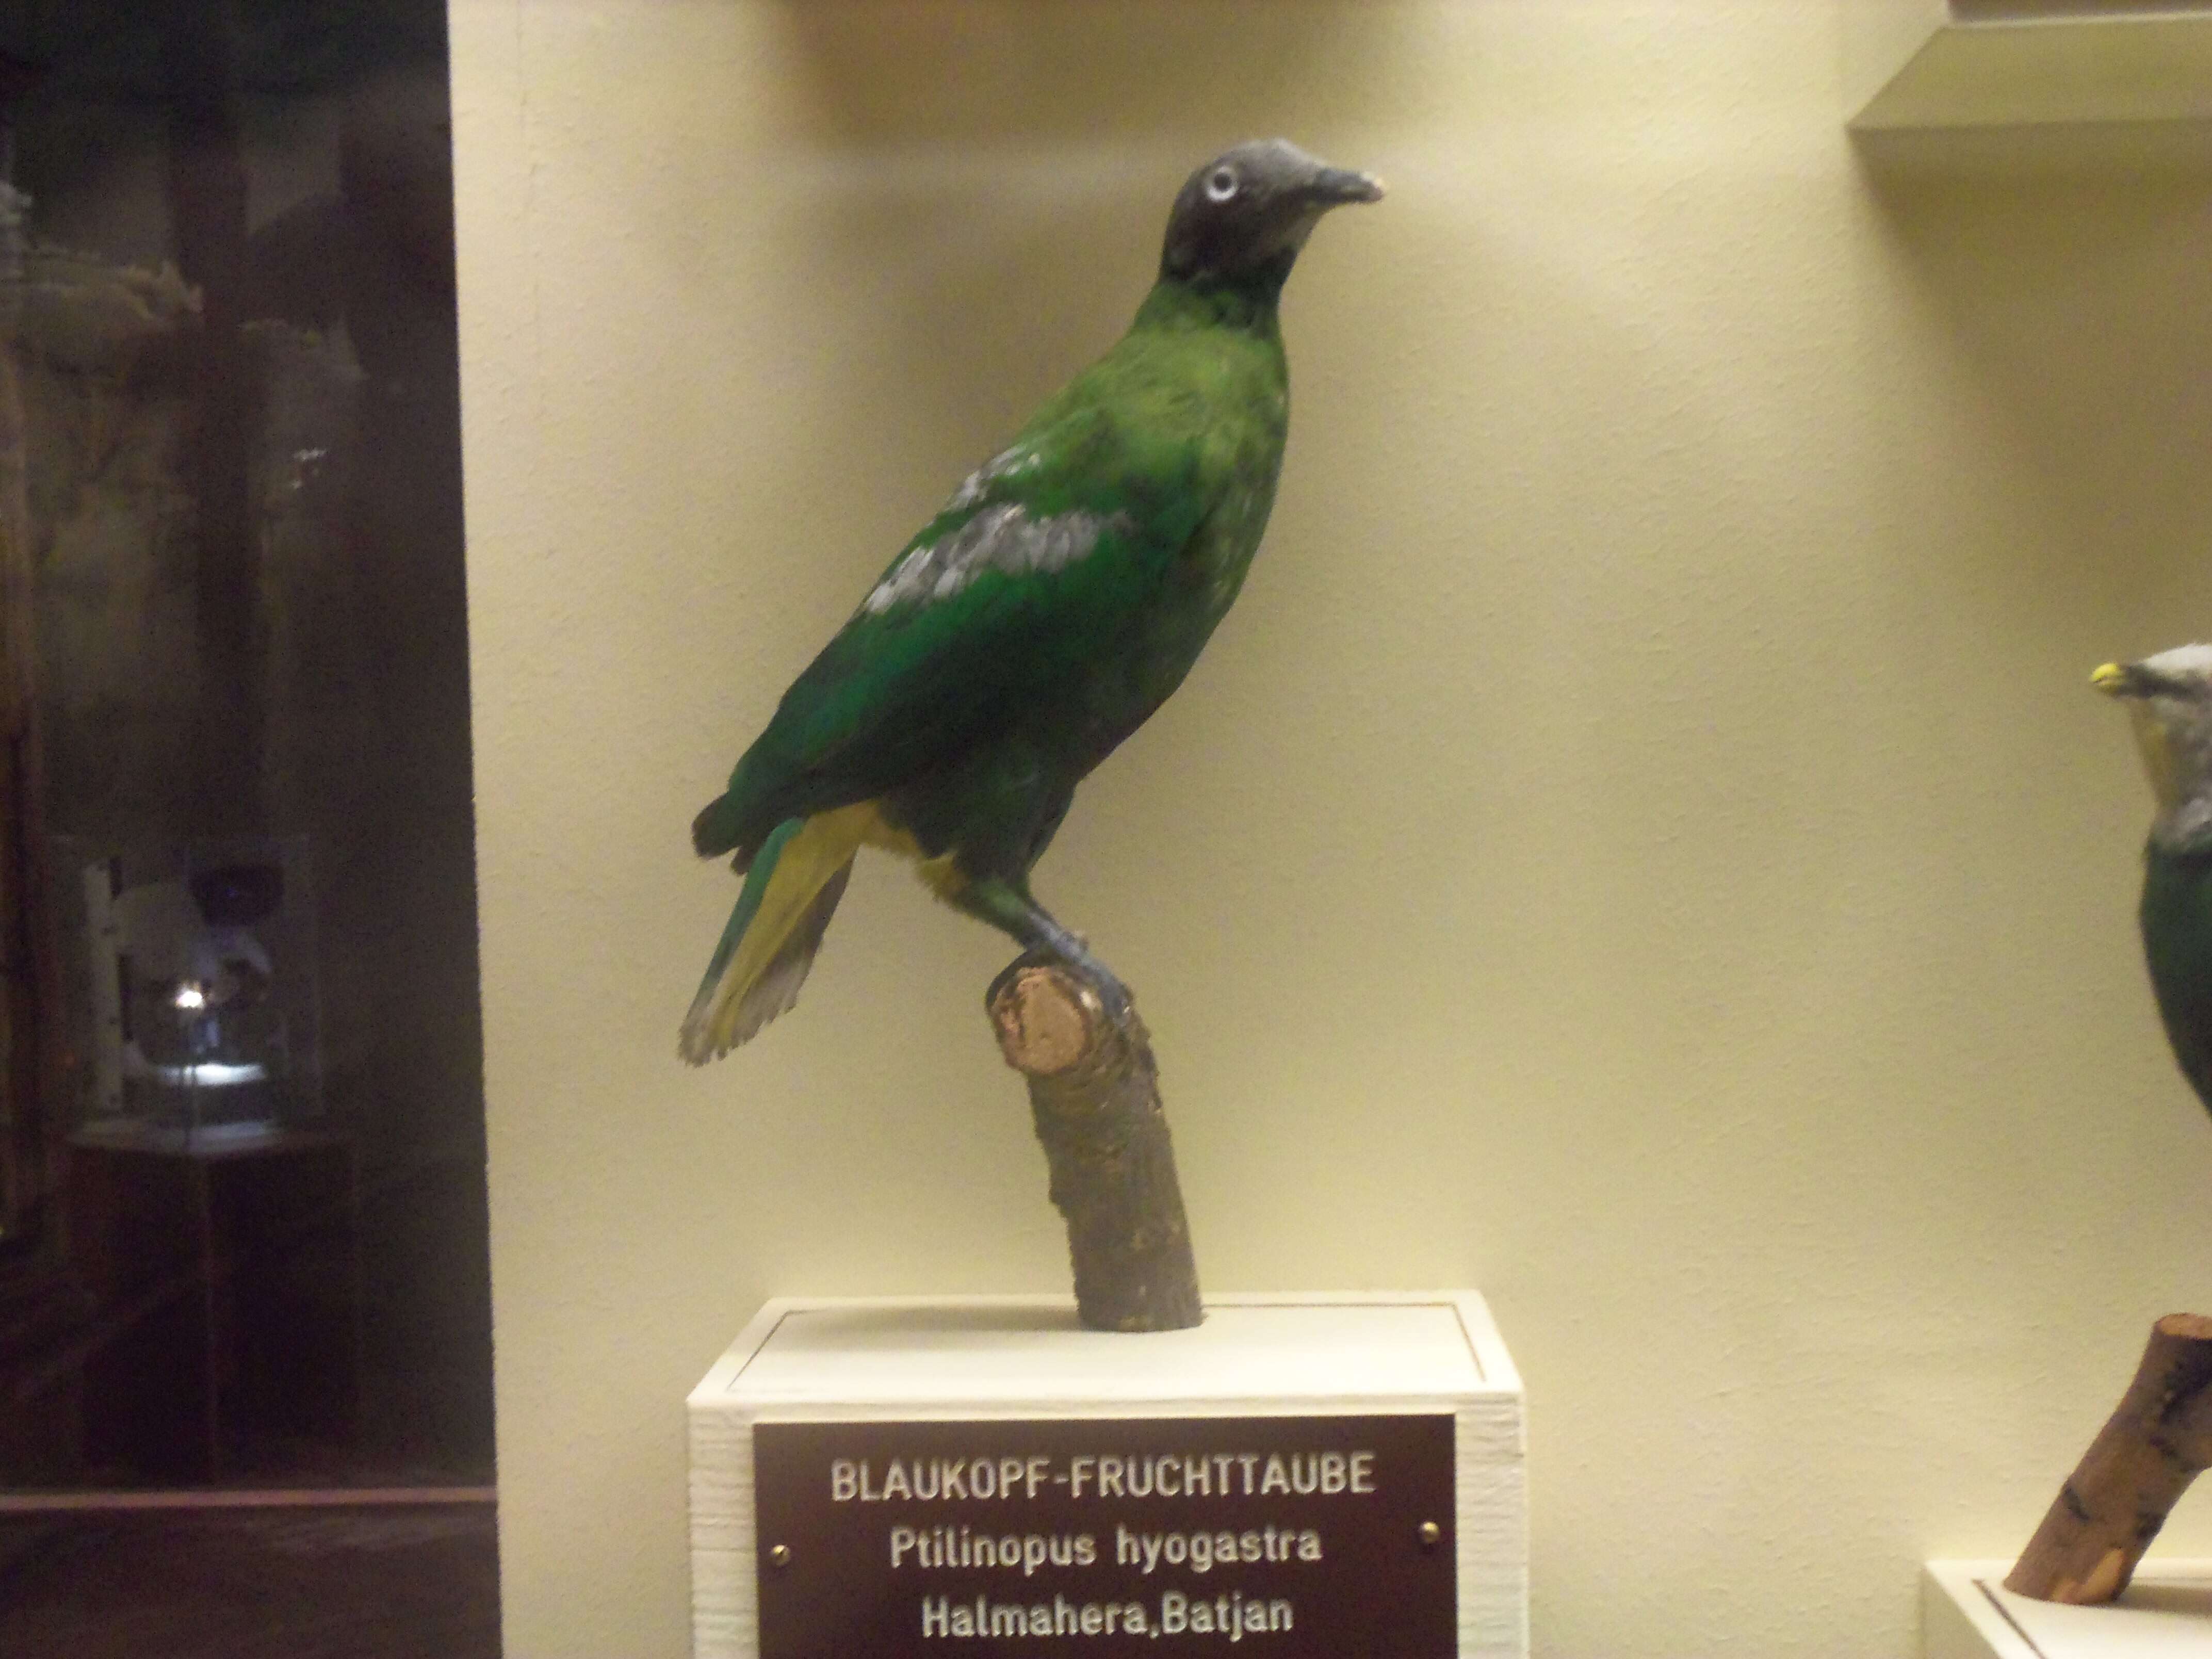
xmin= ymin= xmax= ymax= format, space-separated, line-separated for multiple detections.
xmin=2140 ymin=843 xmax=2212 ymax=1116
xmin=1070 ymin=282 xmax=1291 ymax=725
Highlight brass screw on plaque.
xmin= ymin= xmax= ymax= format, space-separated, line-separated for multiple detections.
xmin=1418 ymin=1522 xmax=1442 ymax=1550
xmin=768 ymin=1544 xmax=792 ymax=1568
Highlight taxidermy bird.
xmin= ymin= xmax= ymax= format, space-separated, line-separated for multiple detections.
xmin=2095 ymin=645 xmax=2212 ymax=1115
xmin=680 ymin=140 xmax=1382 ymax=1063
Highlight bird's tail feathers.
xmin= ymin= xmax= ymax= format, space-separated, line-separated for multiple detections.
xmin=679 ymin=810 xmax=863 ymax=1063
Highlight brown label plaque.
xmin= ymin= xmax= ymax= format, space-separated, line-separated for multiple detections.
xmin=752 ymin=1412 xmax=1455 ymax=1656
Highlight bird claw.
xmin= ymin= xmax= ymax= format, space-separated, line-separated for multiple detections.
xmin=1026 ymin=943 xmax=1132 ymax=1026
xmin=1084 ymin=971 xmax=1133 ymax=1026
xmin=1061 ymin=954 xmax=1133 ymax=1026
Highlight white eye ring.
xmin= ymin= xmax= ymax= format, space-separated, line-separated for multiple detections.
xmin=1205 ymin=167 xmax=1238 ymax=202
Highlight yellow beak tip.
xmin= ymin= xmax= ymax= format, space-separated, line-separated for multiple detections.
xmin=2091 ymin=663 xmax=2128 ymax=695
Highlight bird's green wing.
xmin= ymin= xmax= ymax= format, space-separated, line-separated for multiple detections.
xmin=694 ymin=393 xmax=1213 ymax=861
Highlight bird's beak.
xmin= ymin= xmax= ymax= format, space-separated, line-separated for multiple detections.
xmin=1307 ymin=166 xmax=1386 ymax=206
xmin=2092 ymin=661 xmax=2178 ymax=701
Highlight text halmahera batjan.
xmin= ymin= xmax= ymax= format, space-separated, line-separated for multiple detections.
xmin=922 ymin=1589 xmax=1293 ymax=1641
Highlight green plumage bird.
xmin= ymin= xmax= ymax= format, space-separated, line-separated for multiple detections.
xmin=2095 ymin=645 xmax=2212 ymax=1115
xmin=681 ymin=140 xmax=1383 ymax=1062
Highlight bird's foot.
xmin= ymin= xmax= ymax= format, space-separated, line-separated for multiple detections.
xmin=1062 ymin=949 xmax=1134 ymax=1027
xmin=962 ymin=881 xmax=1137 ymax=1028
xmin=1011 ymin=942 xmax=1134 ymax=1027
xmin=1072 ymin=962 xmax=1133 ymax=1026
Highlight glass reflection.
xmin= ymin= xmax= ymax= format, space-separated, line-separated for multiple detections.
xmin=0 ymin=4 xmax=495 ymax=1652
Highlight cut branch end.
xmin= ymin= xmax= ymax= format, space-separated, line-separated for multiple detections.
xmin=985 ymin=955 xmax=1200 ymax=1334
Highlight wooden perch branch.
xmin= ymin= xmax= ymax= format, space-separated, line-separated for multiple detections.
xmin=2006 ymin=1313 xmax=2212 ymax=1604
xmin=986 ymin=956 xmax=1201 ymax=1333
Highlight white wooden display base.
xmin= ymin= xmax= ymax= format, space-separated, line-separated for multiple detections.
xmin=688 ymin=1291 xmax=1525 ymax=1659
xmin=1926 ymin=1560 xmax=2212 ymax=1657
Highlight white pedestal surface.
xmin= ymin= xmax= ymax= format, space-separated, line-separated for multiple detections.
xmin=688 ymin=1291 xmax=1525 ymax=1658
xmin=1927 ymin=1560 xmax=2212 ymax=1657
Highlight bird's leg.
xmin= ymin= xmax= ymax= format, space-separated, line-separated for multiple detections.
xmin=953 ymin=876 xmax=1133 ymax=1023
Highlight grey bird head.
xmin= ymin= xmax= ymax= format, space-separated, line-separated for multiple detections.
xmin=1160 ymin=139 xmax=1384 ymax=287
xmin=2094 ymin=644 xmax=2212 ymax=849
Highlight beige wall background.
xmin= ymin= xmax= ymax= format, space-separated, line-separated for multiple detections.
xmin=449 ymin=3 xmax=2212 ymax=1654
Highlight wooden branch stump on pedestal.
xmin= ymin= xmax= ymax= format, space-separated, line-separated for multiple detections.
xmin=2006 ymin=1312 xmax=2212 ymax=1604
xmin=986 ymin=955 xmax=1201 ymax=1333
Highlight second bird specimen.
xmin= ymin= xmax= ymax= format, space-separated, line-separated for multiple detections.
xmin=681 ymin=140 xmax=1382 ymax=1062
xmin=2096 ymin=645 xmax=2212 ymax=1116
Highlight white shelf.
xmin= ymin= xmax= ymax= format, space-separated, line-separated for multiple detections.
xmin=688 ymin=1292 xmax=1526 ymax=1659
xmin=1847 ymin=3 xmax=2212 ymax=128
xmin=1927 ymin=1560 xmax=2212 ymax=1657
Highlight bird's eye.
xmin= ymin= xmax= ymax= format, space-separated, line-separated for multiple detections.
xmin=1205 ymin=167 xmax=1239 ymax=203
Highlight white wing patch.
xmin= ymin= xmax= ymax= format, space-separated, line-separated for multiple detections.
xmin=859 ymin=501 xmax=1128 ymax=616
xmin=946 ymin=445 xmax=1036 ymax=513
